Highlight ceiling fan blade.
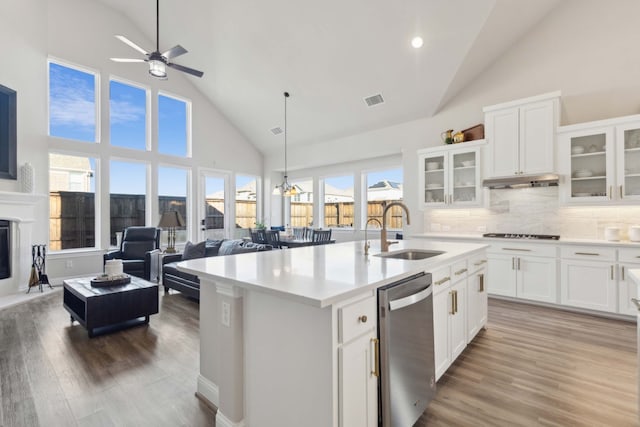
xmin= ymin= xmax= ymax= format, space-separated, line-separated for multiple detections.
xmin=167 ymin=62 xmax=204 ymax=78
xmin=110 ymin=58 xmax=146 ymax=63
xmin=162 ymin=45 xmax=188 ymax=60
xmin=115 ymin=35 xmax=149 ymax=56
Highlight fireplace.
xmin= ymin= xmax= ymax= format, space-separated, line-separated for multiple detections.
xmin=0 ymin=220 xmax=9 ymax=280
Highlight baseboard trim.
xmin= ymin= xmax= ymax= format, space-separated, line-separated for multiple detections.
xmin=197 ymin=375 xmax=219 ymax=407
xmin=216 ymin=410 xmax=245 ymax=427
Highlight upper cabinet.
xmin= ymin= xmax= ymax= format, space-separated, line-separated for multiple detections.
xmin=418 ymin=140 xmax=485 ymax=209
xmin=558 ymin=114 xmax=640 ymax=204
xmin=483 ymin=91 xmax=561 ymax=177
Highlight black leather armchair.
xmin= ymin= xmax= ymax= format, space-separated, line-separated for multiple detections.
xmin=103 ymin=227 xmax=161 ymax=280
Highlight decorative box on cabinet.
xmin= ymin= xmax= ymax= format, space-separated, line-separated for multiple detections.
xmin=484 ymin=91 xmax=560 ymax=178
xmin=418 ymin=139 xmax=485 ymax=209
xmin=558 ymin=114 xmax=640 ymax=204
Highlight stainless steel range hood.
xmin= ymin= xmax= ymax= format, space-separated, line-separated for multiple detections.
xmin=482 ymin=173 xmax=559 ymax=189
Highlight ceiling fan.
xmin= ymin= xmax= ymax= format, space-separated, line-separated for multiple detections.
xmin=110 ymin=0 xmax=204 ymax=79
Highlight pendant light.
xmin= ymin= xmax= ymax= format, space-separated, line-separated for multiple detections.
xmin=273 ymin=92 xmax=298 ymax=197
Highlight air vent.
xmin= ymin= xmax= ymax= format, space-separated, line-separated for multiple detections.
xmin=364 ymin=93 xmax=384 ymax=107
xmin=270 ymin=127 xmax=283 ymax=136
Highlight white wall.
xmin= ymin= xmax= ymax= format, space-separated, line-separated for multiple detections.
xmin=0 ymin=0 xmax=263 ymax=292
xmin=267 ymin=0 xmax=640 ymax=237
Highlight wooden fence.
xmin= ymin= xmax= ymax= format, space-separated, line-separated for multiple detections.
xmin=291 ymin=200 xmax=404 ymax=229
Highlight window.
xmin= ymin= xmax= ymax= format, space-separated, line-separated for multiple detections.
xmin=366 ymin=168 xmax=403 ymax=229
xmin=204 ymin=176 xmax=225 ymax=240
xmin=49 ymin=153 xmax=96 ymax=250
xmin=235 ymin=174 xmax=258 ymax=235
xmin=158 ymin=166 xmax=188 ymax=246
xmin=158 ymin=93 xmax=188 ymax=157
xmin=48 ymin=61 xmax=98 ymax=142
xmin=110 ymin=79 xmax=148 ymax=150
xmin=323 ymin=175 xmax=354 ymax=228
xmin=110 ymin=160 xmax=147 ymax=245
xmin=289 ymin=178 xmax=313 ymax=227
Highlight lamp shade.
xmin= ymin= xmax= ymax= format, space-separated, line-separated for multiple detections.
xmin=158 ymin=211 xmax=185 ymax=228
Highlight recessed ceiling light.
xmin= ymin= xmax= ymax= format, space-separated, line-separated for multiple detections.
xmin=411 ymin=36 xmax=424 ymax=49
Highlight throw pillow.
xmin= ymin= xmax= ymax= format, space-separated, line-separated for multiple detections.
xmin=205 ymin=239 xmax=225 ymax=257
xmin=218 ymin=239 xmax=244 ymax=256
xmin=182 ymin=241 xmax=206 ymax=260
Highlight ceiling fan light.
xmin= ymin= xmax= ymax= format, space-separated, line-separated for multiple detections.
xmin=149 ymin=60 xmax=167 ymax=78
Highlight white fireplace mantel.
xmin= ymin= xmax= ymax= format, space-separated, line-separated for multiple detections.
xmin=0 ymin=191 xmax=47 ymax=297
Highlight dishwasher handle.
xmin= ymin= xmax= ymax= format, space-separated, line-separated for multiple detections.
xmin=388 ymin=286 xmax=432 ymax=311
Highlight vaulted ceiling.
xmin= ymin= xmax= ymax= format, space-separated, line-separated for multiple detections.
xmin=98 ymin=0 xmax=560 ymax=155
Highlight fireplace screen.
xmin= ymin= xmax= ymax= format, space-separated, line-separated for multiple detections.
xmin=0 ymin=220 xmax=10 ymax=280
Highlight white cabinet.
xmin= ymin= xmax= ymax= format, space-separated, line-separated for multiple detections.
xmin=467 ymin=259 xmax=487 ymax=341
xmin=618 ymin=248 xmax=640 ymax=316
xmin=337 ymin=295 xmax=378 ymax=427
xmin=339 ymin=332 xmax=378 ymax=427
xmin=418 ymin=140 xmax=484 ymax=208
xmin=486 ymin=243 xmax=557 ymax=303
xmin=484 ymin=91 xmax=560 ymax=177
xmin=560 ymin=246 xmax=617 ymax=313
xmin=432 ymin=260 xmax=468 ymax=381
xmin=558 ymin=114 xmax=640 ymax=204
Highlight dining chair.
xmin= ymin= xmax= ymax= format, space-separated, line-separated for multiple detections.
xmin=265 ymin=229 xmax=283 ymax=249
xmin=250 ymin=229 xmax=268 ymax=244
xmin=312 ymin=229 xmax=332 ymax=245
xmin=292 ymin=227 xmax=305 ymax=240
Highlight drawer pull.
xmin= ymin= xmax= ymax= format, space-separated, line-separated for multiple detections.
xmin=450 ymin=291 xmax=455 ymax=315
xmin=434 ymin=276 xmax=451 ymax=286
xmin=479 ymin=273 xmax=484 ymax=292
xmin=610 ymin=265 xmax=614 ymax=280
xmin=454 ymin=268 xmax=468 ymax=275
xmin=358 ymin=315 xmax=368 ymax=323
xmin=473 ymin=260 xmax=487 ymax=266
xmin=622 ymin=266 xmax=625 ymax=281
xmin=575 ymin=252 xmax=600 ymax=256
xmin=502 ymin=248 xmax=532 ymax=252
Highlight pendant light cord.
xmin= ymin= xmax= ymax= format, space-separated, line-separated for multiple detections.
xmin=284 ymin=92 xmax=290 ymax=178
xmin=156 ymin=0 xmax=160 ymax=52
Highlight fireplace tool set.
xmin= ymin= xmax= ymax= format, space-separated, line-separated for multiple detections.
xmin=27 ymin=244 xmax=53 ymax=293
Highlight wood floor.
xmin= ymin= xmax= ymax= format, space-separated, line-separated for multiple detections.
xmin=0 ymin=291 xmax=636 ymax=426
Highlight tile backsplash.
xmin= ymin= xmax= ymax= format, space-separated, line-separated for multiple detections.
xmin=424 ymin=187 xmax=640 ymax=240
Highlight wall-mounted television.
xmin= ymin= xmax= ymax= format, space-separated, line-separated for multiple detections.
xmin=0 ymin=84 xmax=17 ymax=180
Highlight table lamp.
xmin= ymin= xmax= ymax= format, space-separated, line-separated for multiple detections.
xmin=158 ymin=211 xmax=185 ymax=253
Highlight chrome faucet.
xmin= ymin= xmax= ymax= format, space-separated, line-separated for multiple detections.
xmin=364 ymin=218 xmax=382 ymax=255
xmin=380 ymin=202 xmax=410 ymax=252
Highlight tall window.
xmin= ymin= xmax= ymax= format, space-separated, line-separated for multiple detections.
xmin=158 ymin=93 xmax=188 ymax=157
xmin=48 ymin=61 xmax=97 ymax=142
xmin=204 ymin=176 xmax=225 ymax=240
xmin=110 ymin=160 xmax=147 ymax=245
xmin=235 ymin=174 xmax=257 ymax=235
xmin=49 ymin=153 xmax=96 ymax=250
xmin=366 ymin=168 xmax=403 ymax=229
xmin=110 ymin=79 xmax=148 ymax=150
xmin=289 ymin=178 xmax=313 ymax=227
xmin=158 ymin=167 xmax=188 ymax=246
xmin=323 ymin=175 xmax=354 ymax=228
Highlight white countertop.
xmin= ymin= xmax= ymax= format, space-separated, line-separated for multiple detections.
xmin=177 ymin=239 xmax=487 ymax=308
xmin=413 ymin=232 xmax=640 ymax=248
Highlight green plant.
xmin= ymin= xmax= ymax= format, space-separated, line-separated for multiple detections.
xmin=254 ymin=220 xmax=266 ymax=230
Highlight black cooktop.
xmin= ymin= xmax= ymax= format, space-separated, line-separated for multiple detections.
xmin=482 ymin=233 xmax=560 ymax=240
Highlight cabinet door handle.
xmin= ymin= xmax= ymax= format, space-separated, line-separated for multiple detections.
xmin=622 ymin=266 xmax=625 ymax=281
xmin=434 ymin=276 xmax=451 ymax=286
xmin=512 ymin=257 xmax=515 ymax=270
xmin=371 ymin=338 xmax=379 ymax=377
xmin=609 ymin=185 xmax=612 ymax=200
xmin=517 ymin=257 xmax=521 ymax=270
xmin=610 ymin=265 xmax=614 ymax=280
xmin=502 ymin=248 xmax=532 ymax=252
xmin=620 ymin=185 xmax=623 ymax=199
xmin=450 ymin=291 xmax=455 ymax=314
xmin=455 ymin=268 xmax=468 ymax=275
xmin=575 ymin=252 xmax=600 ymax=256
xmin=479 ymin=273 xmax=484 ymax=292
xmin=632 ymin=298 xmax=640 ymax=310
xmin=454 ymin=290 xmax=458 ymax=314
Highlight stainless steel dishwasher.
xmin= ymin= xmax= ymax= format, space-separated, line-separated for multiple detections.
xmin=377 ymin=271 xmax=435 ymax=427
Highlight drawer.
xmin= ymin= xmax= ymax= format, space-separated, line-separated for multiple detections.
xmin=488 ymin=242 xmax=556 ymax=258
xmin=431 ymin=265 xmax=452 ymax=293
xmin=451 ymin=259 xmax=468 ymax=283
xmin=560 ymin=245 xmax=616 ymax=262
xmin=619 ymin=248 xmax=640 ymax=263
xmin=339 ymin=295 xmax=376 ymax=344
xmin=468 ymin=252 xmax=488 ymax=273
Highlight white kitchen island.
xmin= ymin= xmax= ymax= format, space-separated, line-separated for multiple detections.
xmin=178 ymin=239 xmax=487 ymax=427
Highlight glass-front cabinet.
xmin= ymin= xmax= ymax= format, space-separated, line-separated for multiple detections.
xmin=558 ymin=114 xmax=640 ymax=204
xmin=418 ymin=140 xmax=485 ymax=208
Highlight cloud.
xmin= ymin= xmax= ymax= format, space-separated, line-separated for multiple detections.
xmin=49 ymin=64 xmax=96 ymax=129
xmin=110 ymin=99 xmax=145 ymax=125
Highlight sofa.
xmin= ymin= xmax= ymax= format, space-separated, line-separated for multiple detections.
xmin=162 ymin=239 xmax=272 ymax=300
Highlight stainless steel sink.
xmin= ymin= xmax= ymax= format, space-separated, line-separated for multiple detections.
xmin=374 ymin=249 xmax=445 ymax=260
